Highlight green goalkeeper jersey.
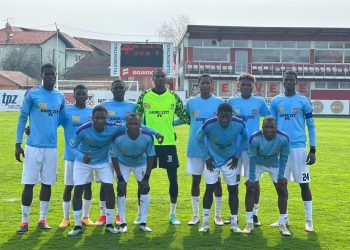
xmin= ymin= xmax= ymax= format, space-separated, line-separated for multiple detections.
xmin=136 ymin=89 xmax=189 ymax=146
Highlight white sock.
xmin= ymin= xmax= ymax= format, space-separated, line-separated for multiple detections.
xmin=73 ymin=210 xmax=82 ymax=226
xmin=63 ymin=201 xmax=70 ymax=220
xmin=214 ymin=196 xmax=222 ymax=217
xmin=253 ymin=203 xmax=259 ymax=216
xmin=21 ymin=205 xmax=30 ymax=223
xmin=279 ymin=214 xmax=288 ymax=225
xmin=140 ymin=194 xmax=150 ymax=224
xmin=117 ymin=196 xmax=126 ymax=224
xmin=39 ymin=201 xmax=50 ymax=221
xmin=100 ymin=201 xmax=106 ymax=216
xmin=231 ymin=214 xmax=238 ymax=224
xmin=191 ymin=196 xmax=200 ymax=217
xmin=170 ymin=203 xmax=177 ymax=216
xmin=82 ymin=199 xmax=92 ymax=218
xmin=246 ymin=211 xmax=253 ymax=224
xmin=304 ymin=200 xmax=313 ymax=221
xmin=203 ymin=208 xmax=210 ymax=225
xmin=106 ymin=209 xmax=114 ymax=225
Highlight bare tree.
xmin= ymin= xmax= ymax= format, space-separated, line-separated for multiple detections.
xmin=156 ymin=14 xmax=193 ymax=46
xmin=1 ymin=46 xmax=41 ymax=80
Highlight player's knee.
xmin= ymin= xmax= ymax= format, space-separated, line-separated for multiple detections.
xmin=205 ymin=183 xmax=216 ymax=193
xmin=24 ymin=184 xmax=34 ymax=191
xmin=299 ymin=183 xmax=309 ymax=190
xmin=41 ymin=183 xmax=51 ymax=190
xmin=246 ymin=186 xmax=254 ymax=196
xmin=74 ymin=185 xmax=84 ymax=196
xmin=227 ymin=184 xmax=238 ymax=194
xmin=140 ymin=181 xmax=150 ymax=195
xmin=276 ymin=185 xmax=287 ymax=198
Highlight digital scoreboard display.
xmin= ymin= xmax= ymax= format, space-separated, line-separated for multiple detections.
xmin=120 ymin=44 xmax=163 ymax=67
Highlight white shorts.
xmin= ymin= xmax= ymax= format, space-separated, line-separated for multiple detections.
xmin=238 ymin=150 xmax=250 ymax=178
xmin=118 ymin=163 xmax=147 ymax=182
xmin=204 ymin=160 xmax=241 ymax=186
xmin=73 ymin=161 xmax=114 ymax=186
xmin=186 ymin=157 xmax=205 ymax=175
xmin=64 ymin=160 xmax=93 ymax=186
xmin=21 ymin=145 xmax=58 ymax=185
xmin=252 ymin=165 xmax=280 ymax=183
xmin=285 ymin=148 xmax=311 ymax=183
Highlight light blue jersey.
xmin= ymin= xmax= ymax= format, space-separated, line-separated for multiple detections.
xmin=197 ymin=117 xmax=249 ymax=168
xmin=111 ymin=128 xmax=155 ymax=167
xmin=227 ymin=95 xmax=270 ymax=136
xmin=60 ymin=105 xmax=92 ymax=161
xmin=186 ymin=95 xmax=224 ymax=157
xmin=101 ymin=100 xmax=136 ymax=124
xmin=248 ymin=130 xmax=289 ymax=182
xmin=270 ymin=93 xmax=316 ymax=148
xmin=16 ymin=86 xmax=65 ymax=148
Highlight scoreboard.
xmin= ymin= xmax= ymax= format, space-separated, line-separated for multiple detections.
xmin=110 ymin=42 xmax=174 ymax=77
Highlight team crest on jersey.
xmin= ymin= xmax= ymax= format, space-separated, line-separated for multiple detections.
xmin=38 ymin=102 xmax=47 ymax=109
xmin=251 ymin=109 xmax=258 ymax=115
xmin=120 ymin=149 xmax=128 ymax=155
xmin=277 ymin=107 xmax=284 ymax=114
xmin=192 ymin=111 xmax=199 ymax=117
xmin=72 ymin=116 xmax=80 ymax=121
xmin=233 ymin=109 xmax=240 ymax=115
xmin=170 ymin=104 xmax=175 ymax=109
xmin=108 ymin=111 xmax=116 ymax=117
xmin=292 ymin=108 xmax=299 ymax=114
xmin=144 ymin=103 xmax=151 ymax=109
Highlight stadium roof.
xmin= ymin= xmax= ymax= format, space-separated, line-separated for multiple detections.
xmin=0 ymin=25 xmax=92 ymax=52
xmin=64 ymin=55 xmax=110 ymax=78
xmin=0 ymin=70 xmax=41 ymax=88
xmin=75 ymin=37 xmax=111 ymax=55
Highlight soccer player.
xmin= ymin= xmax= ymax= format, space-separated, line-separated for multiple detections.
xmin=58 ymin=85 xmax=94 ymax=228
xmin=197 ymin=103 xmax=249 ymax=232
xmin=111 ymin=113 xmax=155 ymax=233
xmin=227 ymin=73 xmax=270 ymax=226
xmin=96 ymin=79 xmax=137 ymax=226
xmin=68 ymin=105 xmax=161 ymax=236
xmin=242 ymin=116 xmax=291 ymax=236
xmin=136 ymin=68 xmax=190 ymax=225
xmin=176 ymin=74 xmax=224 ymax=226
xmin=270 ymin=70 xmax=316 ymax=232
xmin=15 ymin=63 xmax=65 ymax=234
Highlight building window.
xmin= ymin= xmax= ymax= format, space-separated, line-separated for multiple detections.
xmin=252 ymin=41 xmax=266 ymax=48
xmin=315 ymin=41 xmax=328 ymax=49
xmin=252 ymin=49 xmax=280 ymax=63
xmin=75 ymin=55 xmax=81 ymax=61
xmin=219 ymin=40 xmax=233 ymax=47
xmin=189 ymin=39 xmax=202 ymax=46
xmin=339 ymin=82 xmax=350 ymax=89
xmin=327 ymin=82 xmax=339 ymax=89
xmin=193 ymin=48 xmax=230 ymax=62
xmin=281 ymin=49 xmax=310 ymax=63
xmin=203 ymin=39 xmax=217 ymax=47
xmin=329 ymin=42 xmax=343 ymax=49
xmin=344 ymin=50 xmax=350 ymax=63
xmin=234 ymin=40 xmax=248 ymax=48
xmin=281 ymin=41 xmax=296 ymax=48
xmin=314 ymin=50 xmax=343 ymax=63
xmin=315 ymin=82 xmax=326 ymax=89
xmin=297 ymin=41 xmax=311 ymax=48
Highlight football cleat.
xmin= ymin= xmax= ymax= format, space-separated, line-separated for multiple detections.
xmin=279 ymin=223 xmax=292 ymax=236
xmin=305 ymin=220 xmax=314 ymax=232
xmin=139 ymin=223 xmax=152 ymax=232
xmin=95 ymin=215 xmax=106 ymax=226
xmin=198 ymin=224 xmax=210 ymax=233
xmin=68 ymin=226 xmax=83 ymax=236
xmin=188 ymin=216 xmax=200 ymax=225
xmin=115 ymin=213 xmax=121 ymax=226
xmin=105 ymin=224 xmax=119 ymax=234
xmin=230 ymin=222 xmax=242 ymax=233
xmin=17 ymin=222 xmax=29 ymax=234
xmin=169 ymin=215 xmax=181 ymax=225
xmin=214 ymin=216 xmax=224 ymax=226
xmin=270 ymin=218 xmax=291 ymax=228
xmin=81 ymin=217 xmax=94 ymax=226
xmin=253 ymin=215 xmax=261 ymax=226
xmin=133 ymin=214 xmax=141 ymax=225
xmin=37 ymin=220 xmax=52 ymax=230
xmin=242 ymin=223 xmax=254 ymax=234
xmin=119 ymin=223 xmax=128 ymax=233
xmin=59 ymin=219 xmax=70 ymax=228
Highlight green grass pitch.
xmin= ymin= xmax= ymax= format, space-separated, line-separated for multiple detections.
xmin=0 ymin=112 xmax=349 ymax=249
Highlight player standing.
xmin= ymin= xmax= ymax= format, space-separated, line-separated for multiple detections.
xmin=136 ymin=68 xmax=189 ymax=225
xmin=227 ymin=73 xmax=270 ymax=226
xmin=270 ymin=70 xmax=316 ymax=232
xmin=15 ymin=63 xmax=65 ymax=234
xmin=197 ymin=103 xmax=249 ymax=232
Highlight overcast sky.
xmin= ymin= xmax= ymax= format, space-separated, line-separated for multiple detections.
xmin=2 ymin=0 xmax=350 ymax=42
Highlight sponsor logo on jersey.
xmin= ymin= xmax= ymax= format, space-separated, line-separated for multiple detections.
xmin=149 ymin=110 xmax=169 ymax=117
xmin=233 ymin=109 xmax=240 ymax=115
xmin=72 ymin=116 xmax=80 ymax=121
xmin=144 ymin=103 xmax=151 ymax=109
xmin=192 ymin=111 xmax=199 ymax=118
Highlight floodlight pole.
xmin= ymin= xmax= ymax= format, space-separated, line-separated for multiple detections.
xmin=55 ymin=22 xmax=59 ymax=89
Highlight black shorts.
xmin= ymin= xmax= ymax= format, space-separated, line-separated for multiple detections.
xmin=152 ymin=145 xmax=179 ymax=169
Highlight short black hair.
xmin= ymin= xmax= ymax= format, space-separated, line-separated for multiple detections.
xmin=198 ymin=73 xmax=213 ymax=83
xmin=283 ymin=70 xmax=298 ymax=81
xmin=111 ymin=79 xmax=125 ymax=87
xmin=92 ymin=105 xmax=108 ymax=116
xmin=263 ymin=115 xmax=277 ymax=125
xmin=153 ymin=68 xmax=166 ymax=77
xmin=41 ymin=63 xmax=56 ymax=74
xmin=217 ymin=103 xmax=233 ymax=114
xmin=126 ymin=112 xmax=140 ymax=122
xmin=73 ymin=84 xmax=87 ymax=94
xmin=237 ymin=73 xmax=256 ymax=82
